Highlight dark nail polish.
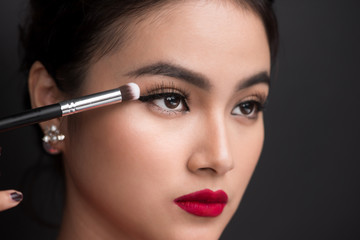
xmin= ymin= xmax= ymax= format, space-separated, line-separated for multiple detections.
xmin=10 ymin=192 xmax=23 ymax=202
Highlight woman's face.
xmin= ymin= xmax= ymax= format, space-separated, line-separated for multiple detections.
xmin=61 ymin=1 xmax=270 ymax=239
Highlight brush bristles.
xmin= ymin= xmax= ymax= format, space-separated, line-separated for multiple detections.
xmin=120 ymin=83 xmax=140 ymax=101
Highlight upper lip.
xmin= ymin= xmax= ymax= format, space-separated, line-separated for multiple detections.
xmin=174 ymin=189 xmax=228 ymax=203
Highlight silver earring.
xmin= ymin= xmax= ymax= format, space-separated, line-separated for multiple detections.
xmin=42 ymin=125 xmax=65 ymax=154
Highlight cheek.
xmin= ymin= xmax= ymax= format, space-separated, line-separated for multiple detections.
xmin=234 ymin=122 xmax=264 ymax=173
xmin=62 ymin=103 xmax=194 ymax=207
xmin=64 ymin=105 xmax=181 ymax=184
xmin=228 ymin=119 xmax=264 ymax=206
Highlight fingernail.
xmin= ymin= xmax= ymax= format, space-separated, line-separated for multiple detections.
xmin=10 ymin=192 xmax=23 ymax=202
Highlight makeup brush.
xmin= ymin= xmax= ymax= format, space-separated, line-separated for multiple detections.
xmin=0 ymin=82 xmax=140 ymax=133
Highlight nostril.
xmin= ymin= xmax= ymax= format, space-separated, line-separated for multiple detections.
xmin=199 ymin=167 xmax=217 ymax=173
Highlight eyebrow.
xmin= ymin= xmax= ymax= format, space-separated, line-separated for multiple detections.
xmin=126 ymin=62 xmax=211 ymax=90
xmin=126 ymin=62 xmax=270 ymax=91
xmin=236 ymin=71 xmax=270 ymax=91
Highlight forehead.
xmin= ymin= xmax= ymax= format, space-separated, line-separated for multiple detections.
xmin=98 ymin=0 xmax=270 ymax=86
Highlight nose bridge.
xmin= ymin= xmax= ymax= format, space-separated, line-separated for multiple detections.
xmin=202 ymin=112 xmax=234 ymax=174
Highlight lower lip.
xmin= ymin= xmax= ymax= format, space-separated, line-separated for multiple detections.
xmin=174 ymin=189 xmax=228 ymax=217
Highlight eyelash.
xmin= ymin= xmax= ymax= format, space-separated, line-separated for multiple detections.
xmin=138 ymin=83 xmax=267 ymax=119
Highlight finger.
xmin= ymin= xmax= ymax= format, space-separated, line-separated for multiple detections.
xmin=0 ymin=190 xmax=23 ymax=212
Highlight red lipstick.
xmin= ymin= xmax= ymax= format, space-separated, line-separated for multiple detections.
xmin=174 ymin=189 xmax=228 ymax=217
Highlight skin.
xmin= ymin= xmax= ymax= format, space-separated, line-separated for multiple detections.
xmin=28 ymin=1 xmax=270 ymax=239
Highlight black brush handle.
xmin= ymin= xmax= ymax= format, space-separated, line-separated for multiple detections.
xmin=0 ymin=103 xmax=62 ymax=133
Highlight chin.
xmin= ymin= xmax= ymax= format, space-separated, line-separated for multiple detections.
xmin=160 ymin=217 xmax=229 ymax=240
xmin=170 ymin=227 xmax=225 ymax=240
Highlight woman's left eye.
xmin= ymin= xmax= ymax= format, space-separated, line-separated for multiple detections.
xmin=231 ymin=100 xmax=263 ymax=118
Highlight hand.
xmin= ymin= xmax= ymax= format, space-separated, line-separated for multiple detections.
xmin=0 ymin=190 xmax=23 ymax=212
xmin=0 ymin=148 xmax=23 ymax=211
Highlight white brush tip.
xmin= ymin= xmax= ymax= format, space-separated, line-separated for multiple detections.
xmin=127 ymin=82 xmax=140 ymax=99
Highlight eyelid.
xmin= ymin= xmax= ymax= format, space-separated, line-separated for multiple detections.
xmin=239 ymin=92 xmax=268 ymax=106
xmin=140 ymin=82 xmax=190 ymax=99
xmin=139 ymin=92 xmax=185 ymax=102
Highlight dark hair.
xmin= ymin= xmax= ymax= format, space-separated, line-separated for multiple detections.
xmin=20 ymin=0 xmax=278 ymax=96
xmin=243 ymin=0 xmax=278 ymax=62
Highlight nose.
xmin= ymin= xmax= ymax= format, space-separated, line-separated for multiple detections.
xmin=187 ymin=115 xmax=234 ymax=175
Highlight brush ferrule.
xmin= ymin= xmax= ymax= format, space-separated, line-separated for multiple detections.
xmin=60 ymin=88 xmax=122 ymax=116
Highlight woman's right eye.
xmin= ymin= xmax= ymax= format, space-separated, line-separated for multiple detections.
xmin=139 ymin=93 xmax=189 ymax=113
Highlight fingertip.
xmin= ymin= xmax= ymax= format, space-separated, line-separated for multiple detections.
xmin=0 ymin=190 xmax=23 ymax=212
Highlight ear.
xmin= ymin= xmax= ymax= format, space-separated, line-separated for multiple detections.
xmin=28 ymin=61 xmax=66 ymax=152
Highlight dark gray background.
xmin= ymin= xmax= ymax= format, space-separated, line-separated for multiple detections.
xmin=0 ymin=1 xmax=359 ymax=239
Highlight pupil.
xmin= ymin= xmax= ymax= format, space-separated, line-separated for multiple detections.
xmin=240 ymin=102 xmax=254 ymax=115
xmin=165 ymin=95 xmax=181 ymax=109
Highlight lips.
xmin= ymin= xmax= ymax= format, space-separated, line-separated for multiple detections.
xmin=174 ymin=189 xmax=228 ymax=217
